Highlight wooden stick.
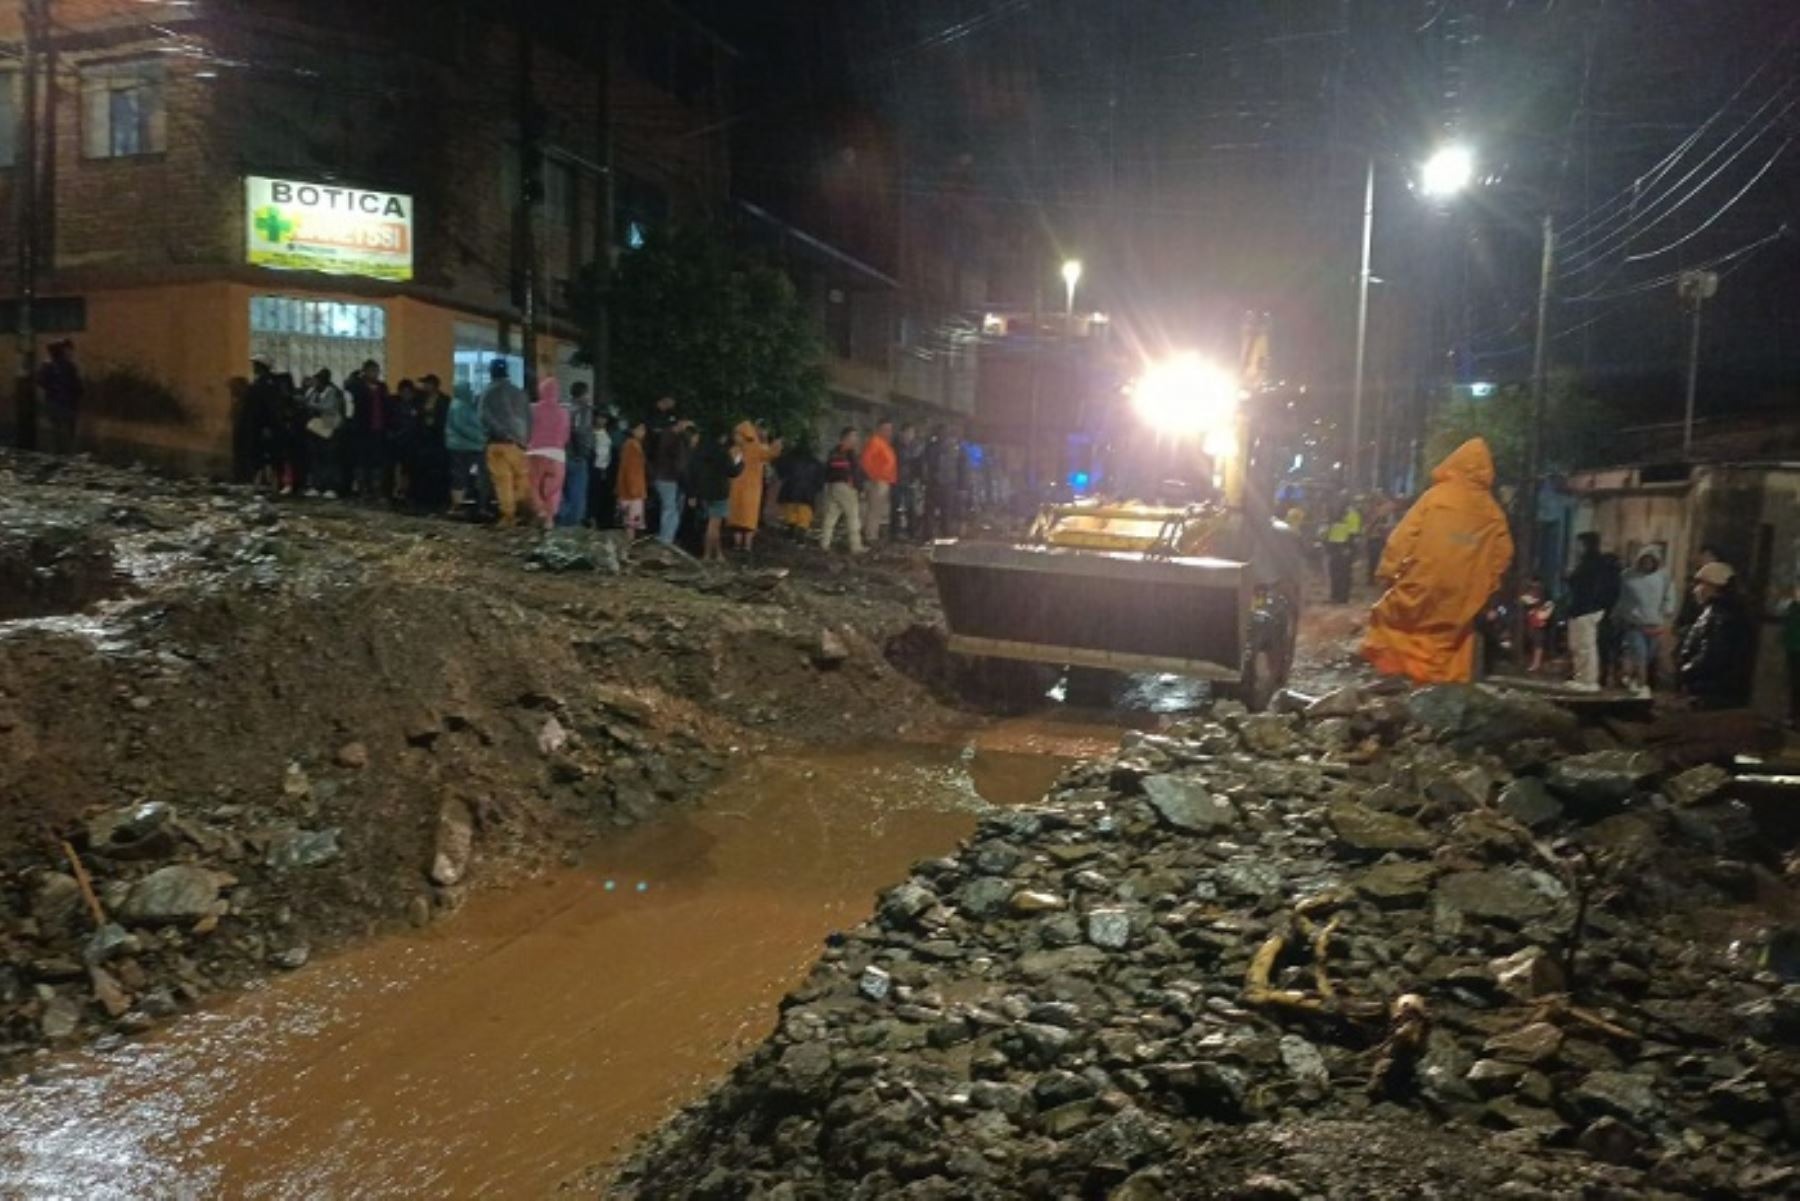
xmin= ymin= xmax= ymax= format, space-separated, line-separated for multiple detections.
xmin=1312 ymin=913 xmax=1344 ymax=1000
xmin=60 ymin=839 xmax=107 ymax=929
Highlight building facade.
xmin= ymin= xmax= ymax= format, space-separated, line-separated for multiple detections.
xmin=0 ymin=0 xmax=731 ymax=473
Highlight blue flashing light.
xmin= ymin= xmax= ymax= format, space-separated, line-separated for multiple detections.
xmin=965 ymin=443 xmax=985 ymax=466
xmin=1069 ymin=471 xmax=1091 ymax=491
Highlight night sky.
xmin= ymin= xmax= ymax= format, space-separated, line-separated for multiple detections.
xmin=695 ymin=0 xmax=1800 ymax=428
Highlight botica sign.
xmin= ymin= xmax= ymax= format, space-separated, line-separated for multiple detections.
xmin=245 ymin=176 xmax=414 ymax=282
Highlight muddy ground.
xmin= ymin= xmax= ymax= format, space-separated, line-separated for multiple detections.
xmin=0 ymin=449 xmax=965 ymax=1072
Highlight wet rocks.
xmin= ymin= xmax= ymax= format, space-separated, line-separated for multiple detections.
xmin=1328 ymin=802 xmax=1434 ymax=855
xmin=29 ymin=872 xmax=85 ymax=937
xmin=1239 ymin=714 xmax=1299 ymax=757
xmin=812 ymin=629 xmax=850 ymax=667
xmin=1356 ymin=861 xmax=1439 ymax=906
xmin=334 ymin=741 xmax=369 ymax=770
xmin=265 ymin=827 xmax=342 ymax=871
xmin=1483 ymin=1022 xmax=1564 ymax=1065
xmin=1569 ymin=1071 xmax=1661 ymax=1124
xmin=1435 ymin=869 xmax=1558 ymax=925
xmin=1497 ymin=778 xmax=1562 ymax=829
xmin=1141 ymin=775 xmax=1236 ymax=833
xmin=610 ymin=693 xmax=1800 ymax=1200
xmin=1545 ymin=750 xmax=1661 ymax=815
xmin=85 ymin=801 xmax=182 ymax=861
xmin=1665 ymin=763 xmax=1731 ymax=807
xmin=1489 ymin=946 xmax=1566 ymax=1001
xmin=878 ymin=881 xmax=939 ymax=927
xmin=429 ymin=797 xmax=475 ymax=887
xmin=38 ymin=993 xmax=82 ymax=1041
xmin=119 ymin=865 xmax=222 ymax=925
xmin=1086 ymin=907 xmax=1132 ymax=949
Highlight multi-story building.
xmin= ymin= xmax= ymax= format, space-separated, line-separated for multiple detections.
xmin=0 ymin=0 xmax=732 ymax=472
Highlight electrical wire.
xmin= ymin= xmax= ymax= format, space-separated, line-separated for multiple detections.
xmin=1552 ymin=14 xmax=1800 ymax=252
xmin=1556 ymin=80 xmax=1800 ymax=274
xmin=1621 ymin=136 xmax=1793 ymax=262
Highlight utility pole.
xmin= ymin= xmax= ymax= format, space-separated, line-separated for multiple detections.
xmin=1513 ymin=213 xmax=1555 ymax=662
xmin=1349 ymin=155 xmax=1374 ymax=494
xmin=516 ymin=21 xmax=542 ymax=392
xmin=1677 ymin=269 xmax=1718 ymax=456
xmin=13 ymin=0 xmax=46 ymax=450
xmin=589 ymin=3 xmax=614 ymax=405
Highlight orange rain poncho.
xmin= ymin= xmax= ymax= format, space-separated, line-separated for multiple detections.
xmin=727 ymin=421 xmax=779 ymax=531
xmin=1361 ymin=437 xmax=1514 ymax=684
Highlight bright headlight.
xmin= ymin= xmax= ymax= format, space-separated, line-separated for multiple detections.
xmin=1130 ymin=353 xmax=1241 ymax=437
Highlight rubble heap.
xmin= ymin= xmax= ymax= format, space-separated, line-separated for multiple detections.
xmin=0 ymin=451 xmax=950 ymax=1073
xmin=613 ymin=686 xmax=1800 ymax=1199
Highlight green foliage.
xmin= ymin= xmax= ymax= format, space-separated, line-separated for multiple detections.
xmin=1424 ymin=370 xmax=1612 ymax=482
xmin=576 ymin=226 xmax=827 ymax=438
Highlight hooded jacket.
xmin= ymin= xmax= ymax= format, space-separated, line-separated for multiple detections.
xmin=528 ymin=379 xmax=571 ymax=459
xmin=1361 ymin=438 xmax=1515 ymax=684
xmin=728 ymin=422 xmax=779 ymax=530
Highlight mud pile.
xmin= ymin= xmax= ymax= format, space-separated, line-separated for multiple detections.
xmin=0 ymin=451 xmax=953 ymax=1071
xmin=612 ymin=686 xmax=1800 ymax=1199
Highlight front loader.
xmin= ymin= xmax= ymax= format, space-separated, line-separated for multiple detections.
xmin=930 ymin=341 xmax=1304 ymax=711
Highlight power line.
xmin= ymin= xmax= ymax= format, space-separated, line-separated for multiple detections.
xmin=1556 ymin=78 xmax=1800 ymax=274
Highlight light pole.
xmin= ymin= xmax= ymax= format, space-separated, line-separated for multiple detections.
xmin=1061 ymin=259 xmax=1083 ymax=321
xmin=1677 ymin=269 xmax=1719 ymax=456
xmin=1350 ymin=144 xmax=1473 ymax=494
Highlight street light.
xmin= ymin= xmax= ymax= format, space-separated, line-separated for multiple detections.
xmin=1420 ymin=143 xmax=1476 ymax=200
xmin=1061 ymin=259 xmax=1083 ymax=319
xmin=1350 ymin=146 xmax=1475 ymax=494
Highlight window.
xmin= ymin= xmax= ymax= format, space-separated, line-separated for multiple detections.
xmin=615 ymin=174 xmax=669 ymax=252
xmin=0 ymin=71 xmax=17 ymax=167
xmin=82 ymin=62 xmax=166 ymax=159
xmin=248 ymin=295 xmax=387 ymax=381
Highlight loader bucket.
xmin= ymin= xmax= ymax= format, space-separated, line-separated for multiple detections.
xmin=930 ymin=540 xmax=1250 ymax=681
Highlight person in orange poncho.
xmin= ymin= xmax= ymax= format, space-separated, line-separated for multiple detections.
xmin=726 ymin=420 xmax=782 ymax=552
xmin=1361 ymin=437 xmax=1514 ymax=684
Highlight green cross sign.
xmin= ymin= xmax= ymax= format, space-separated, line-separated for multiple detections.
xmin=254 ymin=205 xmax=295 ymax=245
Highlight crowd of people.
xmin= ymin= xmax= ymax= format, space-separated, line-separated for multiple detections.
xmin=229 ymin=355 xmax=978 ymax=556
xmin=1533 ymin=534 xmax=1756 ymax=708
xmin=1342 ymin=436 xmax=1779 ymax=715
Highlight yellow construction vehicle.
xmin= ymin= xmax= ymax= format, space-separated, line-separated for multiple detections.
xmin=931 ymin=331 xmax=1305 ymax=710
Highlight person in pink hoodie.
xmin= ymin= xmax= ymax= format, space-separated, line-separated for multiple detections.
xmin=526 ymin=377 xmax=571 ymax=530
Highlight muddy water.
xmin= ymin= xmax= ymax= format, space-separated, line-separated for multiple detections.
xmin=0 ymin=734 xmax=1078 ymax=1200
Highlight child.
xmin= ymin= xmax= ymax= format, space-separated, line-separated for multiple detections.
xmin=615 ymin=419 xmax=648 ymax=536
xmin=1521 ymin=575 xmax=1553 ymax=674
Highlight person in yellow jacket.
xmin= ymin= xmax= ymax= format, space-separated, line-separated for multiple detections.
xmin=727 ymin=421 xmax=782 ymax=553
xmin=1362 ymin=437 xmax=1514 ymax=684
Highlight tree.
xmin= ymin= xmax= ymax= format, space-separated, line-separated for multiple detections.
xmin=1424 ymin=370 xmax=1613 ymax=483
xmin=576 ymin=226 xmax=828 ymax=437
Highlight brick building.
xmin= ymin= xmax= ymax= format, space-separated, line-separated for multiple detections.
xmin=0 ymin=0 xmax=732 ymax=472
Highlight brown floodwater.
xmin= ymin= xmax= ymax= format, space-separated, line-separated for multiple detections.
xmin=0 ymin=730 xmax=1082 ymax=1200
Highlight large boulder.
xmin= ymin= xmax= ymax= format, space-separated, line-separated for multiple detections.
xmin=1142 ymin=775 xmax=1237 ymax=834
xmin=1327 ymin=802 xmax=1434 ymax=856
xmin=1545 ymin=751 xmax=1662 ymax=816
xmin=120 ymin=865 xmax=221 ymax=925
xmin=1405 ymin=685 xmax=1579 ymax=753
xmin=1435 ymin=869 xmax=1559 ymax=925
